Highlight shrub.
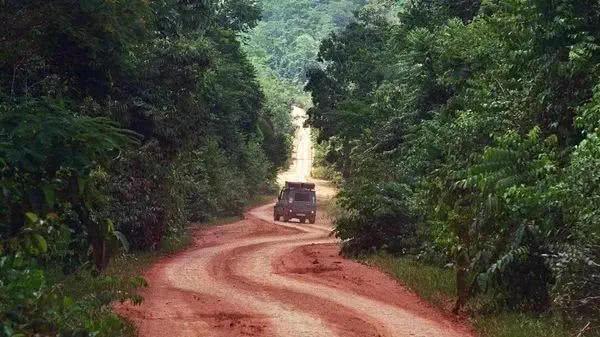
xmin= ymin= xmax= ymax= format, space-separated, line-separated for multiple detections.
xmin=0 ymin=255 xmax=144 ymax=337
xmin=335 ymin=181 xmax=418 ymax=255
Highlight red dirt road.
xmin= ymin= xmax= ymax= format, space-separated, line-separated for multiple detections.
xmin=116 ymin=108 xmax=474 ymax=336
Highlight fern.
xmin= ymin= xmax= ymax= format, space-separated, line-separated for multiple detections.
xmin=459 ymin=127 xmax=559 ymax=197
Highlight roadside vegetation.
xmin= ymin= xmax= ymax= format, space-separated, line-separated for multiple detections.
xmin=0 ymin=1 xmax=290 ymax=336
xmin=364 ymin=254 xmax=571 ymax=337
xmin=306 ymin=1 xmax=600 ymax=336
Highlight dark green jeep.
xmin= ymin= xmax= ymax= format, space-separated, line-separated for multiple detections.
xmin=274 ymin=181 xmax=317 ymax=224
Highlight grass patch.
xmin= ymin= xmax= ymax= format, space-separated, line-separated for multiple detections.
xmin=474 ymin=312 xmax=571 ymax=337
xmin=363 ymin=253 xmax=574 ymax=337
xmin=363 ymin=254 xmax=455 ymax=307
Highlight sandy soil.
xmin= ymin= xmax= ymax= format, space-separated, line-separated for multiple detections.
xmin=116 ymin=107 xmax=475 ymax=337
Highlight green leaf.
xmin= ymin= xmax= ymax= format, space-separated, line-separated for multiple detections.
xmin=32 ymin=234 xmax=48 ymax=254
xmin=106 ymin=219 xmax=115 ymax=233
xmin=63 ymin=296 xmax=75 ymax=308
xmin=24 ymin=212 xmax=39 ymax=225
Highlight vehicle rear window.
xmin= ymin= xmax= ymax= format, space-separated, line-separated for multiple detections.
xmin=294 ymin=192 xmax=310 ymax=202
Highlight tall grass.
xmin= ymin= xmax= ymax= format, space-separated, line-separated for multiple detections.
xmin=363 ymin=254 xmax=573 ymax=337
xmin=364 ymin=254 xmax=455 ymax=307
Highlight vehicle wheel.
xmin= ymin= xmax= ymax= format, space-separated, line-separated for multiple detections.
xmin=283 ymin=215 xmax=290 ymax=222
xmin=299 ymin=217 xmax=306 ymax=224
xmin=309 ymin=216 xmax=316 ymax=224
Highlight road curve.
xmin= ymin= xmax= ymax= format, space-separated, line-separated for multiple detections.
xmin=115 ymin=108 xmax=474 ymax=337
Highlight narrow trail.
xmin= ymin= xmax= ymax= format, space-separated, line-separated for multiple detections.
xmin=116 ymin=107 xmax=474 ymax=337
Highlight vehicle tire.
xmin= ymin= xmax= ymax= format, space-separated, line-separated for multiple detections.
xmin=309 ymin=216 xmax=316 ymax=224
xmin=299 ymin=217 xmax=306 ymax=224
xmin=283 ymin=215 xmax=290 ymax=222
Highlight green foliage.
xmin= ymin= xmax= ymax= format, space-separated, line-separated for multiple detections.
xmin=307 ymin=0 xmax=600 ymax=333
xmin=245 ymin=0 xmax=366 ymax=84
xmin=363 ymin=254 xmax=457 ymax=306
xmin=243 ymin=0 xmax=368 ymax=156
xmin=366 ymin=254 xmax=574 ymax=337
xmin=0 ymin=98 xmax=138 ymax=270
xmin=174 ymin=139 xmax=268 ymax=223
xmin=0 ymin=255 xmax=144 ymax=337
xmin=474 ymin=312 xmax=571 ymax=337
xmin=1 ymin=0 xmax=289 ymax=334
xmin=0 ymin=0 xmax=151 ymax=104
xmin=552 ymin=133 xmax=600 ymax=330
xmin=311 ymin=135 xmax=342 ymax=181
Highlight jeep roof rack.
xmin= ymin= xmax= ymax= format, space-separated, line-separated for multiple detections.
xmin=285 ymin=181 xmax=315 ymax=190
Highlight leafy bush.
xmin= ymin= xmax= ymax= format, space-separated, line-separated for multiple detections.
xmin=551 ymin=133 xmax=600 ymax=332
xmin=175 ymin=139 xmax=248 ymax=223
xmin=335 ymin=180 xmax=417 ymax=255
xmin=0 ymin=98 xmax=138 ymax=270
xmin=107 ymin=141 xmax=172 ymax=251
xmin=0 ymin=255 xmax=144 ymax=337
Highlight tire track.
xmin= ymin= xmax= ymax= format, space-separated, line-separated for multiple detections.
xmin=161 ymin=221 xmax=337 ymax=337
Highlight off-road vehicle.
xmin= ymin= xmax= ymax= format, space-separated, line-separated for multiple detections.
xmin=274 ymin=181 xmax=316 ymax=224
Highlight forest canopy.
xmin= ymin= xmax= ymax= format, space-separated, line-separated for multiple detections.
xmin=245 ymin=0 xmax=366 ymax=84
xmin=306 ymin=0 xmax=600 ymax=334
xmin=0 ymin=0 xmax=289 ymax=335
xmin=243 ymin=0 xmax=366 ymax=114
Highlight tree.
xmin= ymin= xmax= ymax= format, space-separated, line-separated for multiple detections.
xmin=0 ymin=1 xmax=289 ymax=333
xmin=306 ymin=0 xmax=600 ymax=330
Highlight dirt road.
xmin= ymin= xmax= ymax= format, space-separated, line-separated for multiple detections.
xmin=116 ymin=108 xmax=474 ymax=337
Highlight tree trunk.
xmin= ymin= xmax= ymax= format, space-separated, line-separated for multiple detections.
xmin=91 ymin=237 xmax=108 ymax=271
xmin=453 ymin=224 xmax=471 ymax=314
xmin=453 ymin=259 xmax=469 ymax=314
